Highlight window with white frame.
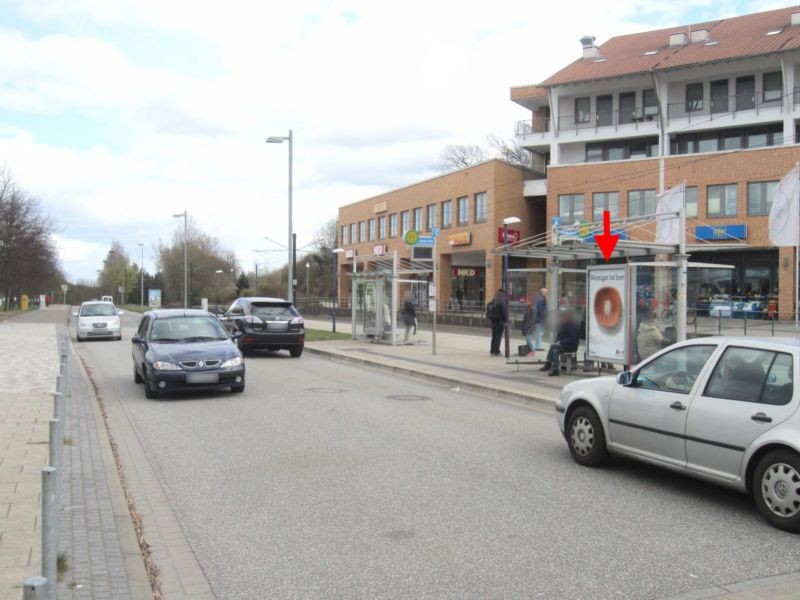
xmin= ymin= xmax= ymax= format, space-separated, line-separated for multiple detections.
xmin=359 ymin=221 xmax=367 ymax=242
xmin=378 ymin=216 xmax=386 ymax=239
xmin=707 ymin=184 xmax=738 ymax=217
xmin=414 ymin=207 xmax=423 ymax=231
xmin=368 ymin=218 xmax=375 ymax=241
xmin=442 ymin=200 xmax=452 ymax=228
xmin=747 ymin=181 xmax=778 ymax=216
xmin=686 ymin=187 xmax=698 ymax=219
xmin=457 ymin=196 xmax=469 ymax=225
xmin=427 ymin=204 xmax=436 ymax=230
xmin=350 ymin=223 xmax=357 ymax=244
xmin=592 ymin=192 xmax=620 ymax=221
xmin=401 ymin=210 xmax=410 ymax=233
xmin=627 ymin=189 xmax=656 ymax=217
xmin=389 ymin=214 xmax=398 ymax=237
xmin=558 ymin=194 xmax=584 ymax=223
xmin=475 ymin=192 xmax=488 ymax=223
xmin=341 ymin=225 xmax=348 ymax=246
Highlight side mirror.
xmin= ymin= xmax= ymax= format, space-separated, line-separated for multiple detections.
xmin=72 ymin=312 xmax=79 ymax=317
xmin=617 ymin=371 xmax=633 ymax=386
xmin=231 ymin=330 xmax=243 ymax=339
xmin=131 ymin=335 xmax=143 ymax=345
xmin=117 ymin=310 xmax=125 ymax=316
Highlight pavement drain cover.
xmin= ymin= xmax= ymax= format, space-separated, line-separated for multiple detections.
xmin=386 ymin=394 xmax=431 ymax=401
xmin=304 ymin=387 xmax=347 ymax=394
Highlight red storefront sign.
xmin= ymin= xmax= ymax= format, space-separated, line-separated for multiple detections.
xmin=451 ymin=267 xmax=483 ymax=278
xmin=498 ymin=227 xmax=521 ymax=243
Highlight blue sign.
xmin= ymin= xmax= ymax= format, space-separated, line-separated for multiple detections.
xmin=417 ymin=236 xmax=435 ymax=246
xmin=695 ymin=224 xmax=747 ymax=241
xmin=552 ymin=216 xmax=561 ymax=227
xmin=431 ymin=227 xmax=440 ymax=237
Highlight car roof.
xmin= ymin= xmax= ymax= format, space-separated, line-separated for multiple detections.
xmin=240 ymin=297 xmax=291 ymax=303
xmin=681 ymin=336 xmax=800 ymax=350
xmin=80 ymin=301 xmax=113 ymax=306
xmin=144 ymin=309 xmax=214 ymax=319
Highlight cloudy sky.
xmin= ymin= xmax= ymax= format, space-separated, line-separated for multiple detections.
xmin=0 ymin=0 xmax=785 ymax=281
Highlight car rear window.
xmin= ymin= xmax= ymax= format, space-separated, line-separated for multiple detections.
xmin=80 ymin=304 xmax=117 ymax=317
xmin=250 ymin=303 xmax=298 ymax=318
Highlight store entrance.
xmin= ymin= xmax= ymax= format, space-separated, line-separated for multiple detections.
xmin=450 ymin=266 xmax=485 ymax=312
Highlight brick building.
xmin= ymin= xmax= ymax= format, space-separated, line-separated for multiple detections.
xmin=512 ymin=5 xmax=800 ymax=312
xmin=336 ymin=160 xmax=545 ymax=308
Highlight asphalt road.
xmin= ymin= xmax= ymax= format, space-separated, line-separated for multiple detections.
xmin=72 ymin=310 xmax=800 ymax=600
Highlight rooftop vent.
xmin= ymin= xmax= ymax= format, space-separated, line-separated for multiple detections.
xmin=669 ymin=32 xmax=688 ymax=47
xmin=580 ymin=35 xmax=600 ymax=59
xmin=792 ymin=12 xmax=800 ymax=26
xmin=767 ymin=28 xmax=783 ymax=36
xmin=690 ymin=29 xmax=709 ymax=43
xmin=643 ymin=49 xmax=658 ymax=56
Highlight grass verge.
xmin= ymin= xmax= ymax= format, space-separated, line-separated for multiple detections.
xmin=0 ymin=310 xmax=20 ymax=322
xmin=304 ymin=328 xmax=351 ymax=342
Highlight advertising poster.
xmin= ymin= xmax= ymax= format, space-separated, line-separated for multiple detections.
xmin=148 ymin=289 xmax=162 ymax=308
xmin=587 ymin=266 xmax=629 ymax=364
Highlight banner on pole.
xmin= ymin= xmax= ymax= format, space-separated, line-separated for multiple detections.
xmin=768 ymin=164 xmax=800 ymax=247
xmin=655 ymin=182 xmax=685 ymax=245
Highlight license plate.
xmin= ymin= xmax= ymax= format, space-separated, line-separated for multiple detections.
xmin=186 ymin=372 xmax=219 ymax=384
xmin=93 ymin=323 xmax=107 ymax=328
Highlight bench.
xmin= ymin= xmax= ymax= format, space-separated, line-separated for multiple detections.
xmin=560 ymin=352 xmax=578 ymax=373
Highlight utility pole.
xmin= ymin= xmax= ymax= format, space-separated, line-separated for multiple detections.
xmin=138 ymin=243 xmax=144 ymax=307
xmin=172 ymin=211 xmax=188 ymax=308
xmin=266 ymin=130 xmax=294 ymax=303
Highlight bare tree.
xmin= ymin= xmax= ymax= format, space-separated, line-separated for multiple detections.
xmin=487 ymin=134 xmax=532 ymax=168
xmin=437 ymin=144 xmax=487 ymax=172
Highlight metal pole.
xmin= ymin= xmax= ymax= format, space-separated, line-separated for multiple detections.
xmin=183 ymin=211 xmax=188 ymax=308
xmin=288 ymin=130 xmax=294 ymax=304
xmin=351 ymin=256 xmax=357 ymax=339
xmin=23 ymin=576 xmax=48 ymax=599
xmin=255 ymin=264 xmax=259 ymax=296
xmin=677 ymin=202 xmax=688 ymax=342
xmin=292 ymin=232 xmax=297 ymax=302
xmin=503 ymin=224 xmax=510 ymax=359
xmin=391 ymin=250 xmax=398 ymax=346
xmin=48 ymin=417 xmax=61 ymax=564
xmin=332 ymin=253 xmax=337 ymax=333
xmin=139 ymin=243 xmax=144 ymax=307
xmin=432 ymin=234 xmax=437 ymax=355
xmin=41 ymin=466 xmax=57 ymax=599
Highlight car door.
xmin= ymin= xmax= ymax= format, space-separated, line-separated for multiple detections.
xmin=686 ymin=346 xmax=798 ymax=481
xmin=608 ymin=344 xmax=718 ymax=467
xmin=220 ymin=300 xmax=243 ymax=333
xmin=132 ymin=316 xmax=150 ymax=370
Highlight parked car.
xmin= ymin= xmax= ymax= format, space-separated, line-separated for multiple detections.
xmin=556 ymin=337 xmax=800 ymax=532
xmin=73 ymin=301 xmax=124 ymax=341
xmin=131 ymin=309 xmax=245 ymax=399
xmin=219 ymin=297 xmax=305 ymax=357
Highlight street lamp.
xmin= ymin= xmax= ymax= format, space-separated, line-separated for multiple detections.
xmin=502 ymin=216 xmax=521 ymax=359
xmin=266 ymin=130 xmax=294 ymax=303
xmin=331 ymin=248 xmax=344 ymax=332
xmin=305 ymin=262 xmax=310 ymax=297
xmin=214 ymin=269 xmax=224 ymax=310
xmin=138 ymin=243 xmax=144 ymax=307
xmin=172 ymin=211 xmax=188 ymax=308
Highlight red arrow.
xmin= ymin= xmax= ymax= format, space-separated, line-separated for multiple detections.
xmin=595 ymin=210 xmax=619 ymax=262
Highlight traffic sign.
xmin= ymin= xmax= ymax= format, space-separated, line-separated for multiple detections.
xmin=417 ymin=235 xmax=434 ymax=246
xmin=404 ymin=229 xmax=420 ymax=245
xmin=60 ymin=284 xmax=68 ymax=292
xmin=431 ymin=227 xmax=441 ymax=237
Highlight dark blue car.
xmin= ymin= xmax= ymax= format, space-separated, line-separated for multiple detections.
xmin=131 ymin=309 xmax=245 ymax=399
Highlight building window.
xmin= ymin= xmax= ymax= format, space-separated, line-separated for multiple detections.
xmin=586 ymin=145 xmax=603 ymax=162
xmin=442 ymin=200 xmax=452 ymax=228
xmin=747 ymin=181 xmax=778 ymax=215
xmin=559 ymin=194 xmax=584 ymax=223
xmin=400 ymin=211 xmax=410 ymax=233
xmin=628 ymin=189 xmax=656 ymax=217
xmin=618 ymin=92 xmax=635 ymax=124
xmin=686 ymin=82 xmax=703 ymax=113
xmin=426 ymin=204 xmax=436 ymax=230
xmin=575 ymin=97 xmax=590 ymax=124
xmin=457 ymin=196 xmax=469 ymax=225
xmin=368 ymin=218 xmax=375 ymax=241
xmin=643 ymin=89 xmax=658 ymax=117
xmin=763 ymin=71 xmax=782 ymax=104
xmin=389 ymin=214 xmax=398 ymax=237
xmin=707 ymin=184 xmax=738 ymax=217
xmin=475 ymin=192 xmax=488 ymax=223
xmin=350 ymin=223 xmax=357 ymax=244
xmin=671 ymin=124 xmax=782 ymax=155
xmin=378 ymin=216 xmax=386 ymax=239
xmin=592 ymin=192 xmax=620 ymax=221
xmin=686 ymin=187 xmax=698 ymax=219
xmin=341 ymin=225 xmax=348 ymax=246
xmin=359 ymin=221 xmax=367 ymax=242
xmin=585 ymin=137 xmax=658 ymax=162
xmin=414 ymin=207 xmax=423 ymax=231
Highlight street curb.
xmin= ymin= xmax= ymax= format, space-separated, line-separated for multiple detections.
xmin=304 ymin=345 xmax=558 ymax=412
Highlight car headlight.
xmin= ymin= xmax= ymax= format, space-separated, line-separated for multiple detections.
xmin=220 ymin=356 xmax=243 ymax=369
xmin=152 ymin=361 xmax=181 ymax=371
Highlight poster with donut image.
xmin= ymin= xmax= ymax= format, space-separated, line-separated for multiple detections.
xmin=587 ymin=265 xmax=630 ymax=364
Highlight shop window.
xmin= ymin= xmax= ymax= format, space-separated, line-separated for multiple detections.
xmin=368 ymin=218 xmax=375 ymax=241
xmin=559 ymin=194 xmax=584 ymax=223
xmin=475 ymin=192 xmax=488 ymax=223
xmin=414 ymin=207 xmax=423 ymax=231
xmin=747 ymin=181 xmax=778 ymax=216
xmin=707 ymin=184 xmax=738 ymax=217
xmin=763 ymin=71 xmax=782 ymax=104
xmin=686 ymin=82 xmax=703 ymax=113
xmin=378 ymin=216 xmax=386 ymax=239
xmin=457 ymin=196 xmax=469 ymax=225
xmin=628 ymin=189 xmax=655 ymax=217
xmin=442 ymin=201 xmax=452 ymax=228
xmin=592 ymin=192 xmax=620 ymax=221
xmin=389 ymin=214 xmax=398 ymax=237
xmin=400 ymin=211 xmax=410 ymax=234
xmin=686 ymin=187 xmax=698 ymax=219
xmin=427 ymin=204 xmax=436 ymax=230
xmin=575 ymin=97 xmax=590 ymax=124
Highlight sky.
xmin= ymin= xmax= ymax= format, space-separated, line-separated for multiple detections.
xmin=0 ymin=0 xmax=789 ymax=281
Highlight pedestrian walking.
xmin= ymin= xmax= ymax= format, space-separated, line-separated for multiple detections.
xmin=534 ymin=288 xmax=549 ymax=350
xmin=455 ymin=287 xmax=464 ymax=312
xmin=521 ymin=300 xmax=536 ymax=357
xmin=486 ymin=289 xmax=506 ymax=356
xmin=539 ymin=311 xmax=580 ymax=376
xmin=402 ymin=293 xmax=417 ymax=343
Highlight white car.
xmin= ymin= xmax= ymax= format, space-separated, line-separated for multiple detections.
xmin=74 ymin=301 xmax=124 ymax=341
xmin=556 ymin=337 xmax=800 ymax=532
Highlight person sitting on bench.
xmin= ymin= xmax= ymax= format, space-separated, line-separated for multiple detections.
xmin=540 ymin=311 xmax=580 ymax=377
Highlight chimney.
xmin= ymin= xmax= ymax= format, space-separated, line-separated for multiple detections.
xmin=669 ymin=32 xmax=688 ymax=47
xmin=580 ymin=35 xmax=600 ymax=59
xmin=792 ymin=12 xmax=800 ymax=26
xmin=690 ymin=28 xmax=709 ymax=43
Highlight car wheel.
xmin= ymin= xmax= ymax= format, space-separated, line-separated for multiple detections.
xmin=231 ymin=383 xmax=245 ymax=394
xmin=75 ymin=335 xmax=82 ymax=343
xmin=753 ymin=449 xmax=800 ymax=533
xmin=143 ymin=370 xmax=159 ymax=399
xmin=566 ymin=406 xmax=608 ymax=467
xmin=116 ymin=335 xmax=122 ymax=341
xmin=133 ymin=365 xmax=143 ymax=384
xmin=289 ymin=346 xmax=303 ymax=358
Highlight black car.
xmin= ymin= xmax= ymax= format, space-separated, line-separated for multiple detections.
xmin=131 ymin=309 xmax=245 ymax=399
xmin=219 ymin=297 xmax=305 ymax=357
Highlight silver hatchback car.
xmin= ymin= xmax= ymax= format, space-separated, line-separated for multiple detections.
xmin=556 ymin=337 xmax=800 ymax=532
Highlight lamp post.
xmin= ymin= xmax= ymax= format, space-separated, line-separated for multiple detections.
xmin=138 ymin=243 xmax=144 ymax=307
xmin=214 ymin=269 xmax=223 ymax=310
xmin=172 ymin=211 xmax=188 ymax=308
xmin=266 ymin=130 xmax=293 ymax=303
xmin=305 ymin=262 xmax=310 ymax=298
xmin=502 ymin=216 xmax=521 ymax=359
xmin=332 ymin=248 xmax=344 ymax=332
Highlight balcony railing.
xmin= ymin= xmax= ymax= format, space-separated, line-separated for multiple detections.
xmin=515 ymin=118 xmax=550 ymax=137
xmin=666 ymin=91 xmax=781 ymax=122
xmin=558 ymin=106 xmax=659 ymax=133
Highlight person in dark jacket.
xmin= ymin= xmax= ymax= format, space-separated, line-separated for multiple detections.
xmin=401 ymin=292 xmax=417 ymax=343
xmin=521 ymin=300 xmax=536 ymax=356
xmin=540 ymin=311 xmax=580 ymax=376
xmin=487 ymin=289 xmax=506 ymax=356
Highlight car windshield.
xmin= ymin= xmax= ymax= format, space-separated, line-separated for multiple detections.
xmin=148 ymin=316 xmax=229 ymax=343
xmin=80 ymin=304 xmax=117 ymax=317
xmin=250 ymin=303 xmax=298 ymax=318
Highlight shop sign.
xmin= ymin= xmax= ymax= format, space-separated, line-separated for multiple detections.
xmin=373 ymin=201 xmax=387 ymax=214
xmin=498 ymin=228 xmax=521 ymax=243
xmin=345 ymin=249 xmax=357 ymax=259
xmin=448 ymin=232 xmax=471 ymax=246
xmin=451 ymin=267 xmax=482 ymax=278
xmin=373 ymin=244 xmax=386 ymax=255
xmin=695 ymin=224 xmax=747 ymax=240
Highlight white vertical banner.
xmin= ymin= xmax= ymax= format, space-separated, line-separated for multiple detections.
xmin=768 ymin=163 xmax=800 ymax=247
xmin=655 ymin=181 xmax=686 ymax=245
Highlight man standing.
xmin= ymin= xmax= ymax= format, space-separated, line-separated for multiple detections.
xmin=534 ymin=288 xmax=549 ymax=350
xmin=540 ymin=311 xmax=580 ymax=376
xmin=487 ymin=289 xmax=506 ymax=356
xmin=455 ymin=287 xmax=464 ymax=312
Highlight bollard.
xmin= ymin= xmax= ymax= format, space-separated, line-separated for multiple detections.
xmin=41 ymin=467 xmax=57 ymax=600
xmin=22 ymin=576 xmax=47 ymax=600
xmin=48 ymin=418 xmax=61 ymax=564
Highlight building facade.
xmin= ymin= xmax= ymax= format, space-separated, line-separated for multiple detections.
xmin=336 ymin=160 xmax=545 ymax=309
xmin=512 ymin=5 xmax=800 ymax=312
